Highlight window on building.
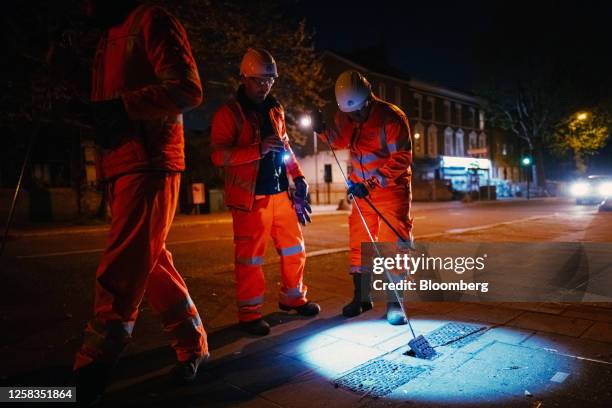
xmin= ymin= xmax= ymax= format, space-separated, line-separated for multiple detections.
xmin=444 ymin=100 xmax=451 ymax=124
xmin=455 ymin=129 xmax=465 ymax=156
xmin=468 ymin=131 xmax=478 ymax=151
xmin=479 ymin=110 xmax=485 ymax=130
xmin=478 ymin=132 xmax=487 ymax=149
xmin=444 ymin=127 xmax=454 ymax=155
xmin=378 ymin=82 xmax=386 ymax=99
xmin=427 ymin=124 xmax=438 ymax=157
xmin=455 ymin=103 xmax=462 ymax=127
xmin=427 ymin=97 xmax=435 ymax=121
xmin=470 ymin=107 xmax=476 ymax=129
xmin=414 ymin=93 xmax=423 ymax=119
xmin=413 ymin=122 xmax=425 ymax=158
xmin=394 ymin=86 xmax=401 ymax=106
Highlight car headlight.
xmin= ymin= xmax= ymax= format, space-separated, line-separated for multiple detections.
xmin=570 ymin=182 xmax=589 ymax=196
xmin=598 ymin=182 xmax=612 ymax=197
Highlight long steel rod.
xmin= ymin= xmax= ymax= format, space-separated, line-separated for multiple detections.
xmin=316 ymin=131 xmax=416 ymax=338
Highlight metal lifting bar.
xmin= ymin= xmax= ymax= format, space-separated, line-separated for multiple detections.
xmin=317 ymin=129 xmax=436 ymax=359
xmin=316 ymin=131 xmax=416 ymax=339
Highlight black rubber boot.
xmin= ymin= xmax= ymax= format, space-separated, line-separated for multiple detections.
xmin=239 ymin=318 xmax=271 ymax=336
xmin=171 ymin=353 xmax=209 ymax=384
xmin=342 ymin=274 xmax=374 ymax=317
xmin=279 ymin=301 xmax=321 ymax=316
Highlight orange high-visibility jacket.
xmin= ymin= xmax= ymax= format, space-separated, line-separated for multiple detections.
xmin=325 ymin=96 xmax=413 ymax=188
xmin=92 ymin=5 xmax=202 ymax=180
xmin=211 ymin=98 xmax=304 ymax=211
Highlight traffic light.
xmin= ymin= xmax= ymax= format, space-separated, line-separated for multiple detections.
xmin=521 ymin=156 xmax=532 ymax=166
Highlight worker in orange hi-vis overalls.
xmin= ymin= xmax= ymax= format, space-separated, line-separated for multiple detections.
xmin=73 ymin=1 xmax=208 ymax=403
xmin=211 ymin=48 xmax=320 ymax=336
xmin=313 ymin=70 xmax=414 ymax=326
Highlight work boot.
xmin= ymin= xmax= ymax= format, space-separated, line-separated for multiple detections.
xmin=386 ymin=302 xmax=408 ymax=325
xmin=279 ymin=301 xmax=321 ymax=316
xmin=342 ymin=273 xmax=373 ymax=317
xmin=171 ymin=353 xmax=209 ymax=384
xmin=239 ymin=318 xmax=271 ymax=336
xmin=73 ymin=362 xmax=114 ymax=407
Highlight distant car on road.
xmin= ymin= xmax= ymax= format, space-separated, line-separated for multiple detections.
xmin=570 ymin=175 xmax=612 ymax=205
xmin=599 ymin=197 xmax=612 ymax=212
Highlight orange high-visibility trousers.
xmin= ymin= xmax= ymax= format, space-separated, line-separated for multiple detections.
xmin=349 ymin=184 xmax=413 ymax=273
xmin=231 ymin=192 xmax=308 ymax=322
xmin=74 ymin=173 xmax=208 ymax=370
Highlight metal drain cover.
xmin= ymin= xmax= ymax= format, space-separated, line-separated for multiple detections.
xmin=334 ymin=359 xmax=426 ymax=397
xmin=425 ymin=322 xmax=486 ymax=348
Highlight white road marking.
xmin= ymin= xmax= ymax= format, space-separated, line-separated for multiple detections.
xmin=14 ymin=214 xmax=560 ymax=260
xmin=15 ymin=237 xmax=233 ymax=259
xmin=417 ymin=214 xmax=559 ymax=239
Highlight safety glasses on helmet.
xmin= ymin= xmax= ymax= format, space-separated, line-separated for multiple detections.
xmin=247 ymin=77 xmax=275 ymax=87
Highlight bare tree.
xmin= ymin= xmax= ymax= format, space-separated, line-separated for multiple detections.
xmin=153 ymin=0 xmax=330 ymax=148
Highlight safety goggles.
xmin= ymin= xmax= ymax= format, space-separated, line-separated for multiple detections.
xmin=247 ymin=76 xmax=275 ymax=87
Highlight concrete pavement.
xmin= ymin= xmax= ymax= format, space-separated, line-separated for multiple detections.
xmin=99 ymin=293 xmax=612 ymax=407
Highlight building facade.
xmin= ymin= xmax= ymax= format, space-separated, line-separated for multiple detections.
xmin=299 ymin=51 xmax=520 ymax=203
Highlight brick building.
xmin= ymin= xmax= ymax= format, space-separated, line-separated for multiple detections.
xmin=297 ymin=51 xmax=521 ymax=203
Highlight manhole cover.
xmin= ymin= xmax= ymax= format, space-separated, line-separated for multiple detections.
xmin=334 ymin=359 xmax=426 ymax=397
xmin=425 ymin=322 xmax=486 ymax=348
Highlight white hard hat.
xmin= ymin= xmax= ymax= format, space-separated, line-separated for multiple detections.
xmin=335 ymin=70 xmax=372 ymax=112
xmin=240 ymin=48 xmax=278 ymax=78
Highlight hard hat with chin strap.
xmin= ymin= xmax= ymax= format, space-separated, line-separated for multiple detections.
xmin=240 ymin=48 xmax=278 ymax=78
xmin=335 ymin=70 xmax=372 ymax=112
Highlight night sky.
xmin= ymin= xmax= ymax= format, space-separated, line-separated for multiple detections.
xmin=293 ymin=0 xmax=612 ymax=93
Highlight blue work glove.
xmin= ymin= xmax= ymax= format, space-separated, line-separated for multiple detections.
xmin=348 ymin=181 xmax=370 ymax=199
xmin=293 ymin=177 xmax=312 ymax=225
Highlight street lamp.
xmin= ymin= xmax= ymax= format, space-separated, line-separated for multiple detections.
xmin=299 ymin=114 xmax=319 ymax=204
xmin=521 ymin=156 xmax=533 ymax=200
xmin=577 ymin=112 xmax=588 ymax=121
xmin=299 ymin=115 xmax=312 ymax=128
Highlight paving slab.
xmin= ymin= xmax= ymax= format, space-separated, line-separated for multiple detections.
xmin=404 ymin=301 xmax=463 ymax=315
xmin=104 ymin=376 xmax=260 ymax=408
xmin=580 ymin=321 xmax=612 ymax=343
xmin=216 ymin=350 xmax=314 ymax=396
xmin=208 ymin=335 xmax=277 ymax=364
xmin=463 ymin=341 xmax=612 ymax=406
xmin=457 ymin=326 xmax=535 ymax=354
xmin=562 ymin=303 xmax=612 ymax=323
xmin=448 ymin=303 xmax=524 ymax=324
xmin=259 ymin=372 xmax=363 ymax=408
xmin=507 ymin=311 xmax=594 ymax=337
xmin=502 ymin=302 xmax=569 ymax=315
xmin=269 ymin=334 xmax=340 ymax=358
xmin=321 ymin=319 xmax=411 ymax=347
xmin=361 ymin=338 xmax=612 ymax=407
xmin=292 ymin=338 xmax=387 ymax=377
xmin=521 ymin=331 xmax=612 ymax=363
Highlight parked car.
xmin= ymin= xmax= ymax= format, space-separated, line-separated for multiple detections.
xmin=570 ymin=175 xmax=612 ymax=205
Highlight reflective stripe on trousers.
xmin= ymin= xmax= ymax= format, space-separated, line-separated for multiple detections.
xmin=231 ymin=192 xmax=308 ymax=322
xmin=74 ymin=173 xmax=208 ymax=370
xmin=349 ymin=184 xmax=413 ymax=273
